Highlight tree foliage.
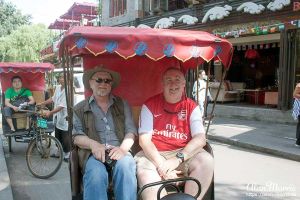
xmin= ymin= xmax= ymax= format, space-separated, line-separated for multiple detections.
xmin=0 ymin=24 xmax=54 ymax=62
xmin=0 ymin=0 xmax=31 ymax=37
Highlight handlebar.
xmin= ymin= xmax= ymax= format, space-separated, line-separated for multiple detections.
xmin=18 ymin=105 xmax=49 ymax=117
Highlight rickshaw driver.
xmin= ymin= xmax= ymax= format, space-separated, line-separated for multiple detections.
xmin=37 ymin=73 xmax=71 ymax=161
xmin=135 ymin=68 xmax=214 ymax=200
xmin=72 ymin=66 xmax=137 ymax=200
xmin=4 ymin=76 xmax=35 ymax=132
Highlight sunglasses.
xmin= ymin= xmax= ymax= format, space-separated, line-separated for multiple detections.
xmin=91 ymin=78 xmax=113 ymax=84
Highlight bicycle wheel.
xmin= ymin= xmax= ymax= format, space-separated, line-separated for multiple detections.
xmin=26 ymin=134 xmax=63 ymax=179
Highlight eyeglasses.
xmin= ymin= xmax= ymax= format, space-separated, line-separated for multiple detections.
xmin=91 ymin=78 xmax=113 ymax=84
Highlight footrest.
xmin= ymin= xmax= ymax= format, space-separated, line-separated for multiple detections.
xmin=5 ymin=130 xmax=29 ymax=137
xmin=15 ymin=135 xmax=32 ymax=143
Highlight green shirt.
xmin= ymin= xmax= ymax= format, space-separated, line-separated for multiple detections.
xmin=5 ymin=88 xmax=32 ymax=102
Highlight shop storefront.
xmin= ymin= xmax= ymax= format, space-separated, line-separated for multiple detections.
xmin=112 ymin=0 xmax=300 ymax=110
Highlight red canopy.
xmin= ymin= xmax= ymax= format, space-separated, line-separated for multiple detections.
xmin=0 ymin=62 xmax=54 ymax=91
xmin=60 ymin=26 xmax=233 ymax=68
xmin=59 ymin=26 xmax=233 ymax=106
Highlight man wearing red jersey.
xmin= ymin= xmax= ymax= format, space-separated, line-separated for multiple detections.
xmin=135 ymin=68 xmax=214 ymax=200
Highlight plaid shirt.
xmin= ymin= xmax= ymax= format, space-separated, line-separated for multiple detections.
xmin=292 ymin=98 xmax=300 ymax=120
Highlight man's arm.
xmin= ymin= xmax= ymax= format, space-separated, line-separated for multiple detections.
xmin=73 ymin=112 xmax=106 ymax=162
xmin=139 ymin=133 xmax=165 ymax=167
xmin=37 ymin=97 xmax=53 ymax=106
xmin=4 ymin=98 xmax=19 ymax=111
xmin=44 ymin=106 xmax=63 ymax=118
xmin=119 ymin=133 xmax=135 ymax=153
xmin=109 ymin=100 xmax=136 ymax=160
xmin=181 ymin=133 xmax=206 ymax=159
xmin=27 ymin=96 xmax=35 ymax=105
xmin=181 ymin=105 xmax=206 ymax=159
xmin=74 ymin=135 xmax=106 ymax=163
xmin=138 ymin=104 xmax=165 ymax=168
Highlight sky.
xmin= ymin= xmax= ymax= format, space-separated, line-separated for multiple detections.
xmin=8 ymin=0 xmax=98 ymax=26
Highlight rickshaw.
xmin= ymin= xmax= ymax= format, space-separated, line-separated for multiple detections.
xmin=58 ymin=26 xmax=233 ymax=199
xmin=0 ymin=62 xmax=64 ymax=179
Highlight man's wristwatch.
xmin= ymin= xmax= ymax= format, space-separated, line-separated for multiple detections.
xmin=176 ymin=152 xmax=185 ymax=163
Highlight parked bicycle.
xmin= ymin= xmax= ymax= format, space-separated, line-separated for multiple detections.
xmin=18 ymin=104 xmax=63 ymax=179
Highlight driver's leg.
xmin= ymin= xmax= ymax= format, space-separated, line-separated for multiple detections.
xmin=3 ymin=107 xmax=15 ymax=131
xmin=185 ymin=150 xmax=214 ymax=200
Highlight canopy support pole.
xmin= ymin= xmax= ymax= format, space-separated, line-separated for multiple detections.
xmin=205 ymin=67 xmax=228 ymax=136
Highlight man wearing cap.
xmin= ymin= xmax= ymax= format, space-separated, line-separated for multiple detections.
xmin=135 ymin=68 xmax=214 ymax=200
xmin=72 ymin=66 xmax=137 ymax=200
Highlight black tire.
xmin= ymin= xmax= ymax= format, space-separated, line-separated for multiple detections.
xmin=26 ymin=134 xmax=63 ymax=179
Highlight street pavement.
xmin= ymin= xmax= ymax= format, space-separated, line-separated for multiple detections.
xmin=212 ymin=141 xmax=300 ymax=200
xmin=0 ymin=115 xmax=299 ymax=199
xmin=207 ymin=117 xmax=300 ymax=162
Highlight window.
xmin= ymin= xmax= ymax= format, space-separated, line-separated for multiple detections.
xmin=143 ymin=0 xmax=168 ymax=16
xmin=109 ymin=0 xmax=127 ymax=17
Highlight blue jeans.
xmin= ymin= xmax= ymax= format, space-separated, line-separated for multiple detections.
xmin=83 ymin=154 xmax=137 ymax=200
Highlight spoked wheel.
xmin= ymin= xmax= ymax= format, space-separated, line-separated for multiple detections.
xmin=26 ymin=134 xmax=63 ymax=179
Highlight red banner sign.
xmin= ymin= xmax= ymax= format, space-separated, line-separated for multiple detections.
xmin=294 ymin=2 xmax=300 ymax=11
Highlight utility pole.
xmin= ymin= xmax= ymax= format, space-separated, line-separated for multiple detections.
xmin=98 ymin=0 xmax=102 ymax=26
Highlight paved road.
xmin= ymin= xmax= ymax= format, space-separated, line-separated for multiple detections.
xmin=212 ymin=141 xmax=300 ymax=200
xmin=3 ymin=137 xmax=300 ymax=200
xmin=3 ymin=139 xmax=71 ymax=200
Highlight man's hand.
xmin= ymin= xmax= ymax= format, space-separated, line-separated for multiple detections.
xmin=109 ymin=146 xmax=127 ymax=160
xmin=90 ymin=142 xmax=106 ymax=162
xmin=43 ymin=110 xmax=51 ymax=118
xmin=164 ymin=170 xmax=183 ymax=180
xmin=157 ymin=157 xmax=181 ymax=178
xmin=12 ymin=106 xmax=19 ymax=112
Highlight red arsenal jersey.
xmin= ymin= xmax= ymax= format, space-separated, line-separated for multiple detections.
xmin=139 ymin=93 xmax=204 ymax=151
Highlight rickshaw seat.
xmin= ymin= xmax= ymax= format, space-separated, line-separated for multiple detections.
xmin=32 ymin=91 xmax=45 ymax=104
xmin=11 ymin=112 xmax=28 ymax=130
xmin=69 ymin=105 xmax=214 ymax=200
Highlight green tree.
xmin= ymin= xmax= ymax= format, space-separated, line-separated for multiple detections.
xmin=1 ymin=24 xmax=54 ymax=62
xmin=0 ymin=0 xmax=31 ymax=37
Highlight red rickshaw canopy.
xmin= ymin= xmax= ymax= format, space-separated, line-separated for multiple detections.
xmin=59 ymin=26 xmax=233 ymax=106
xmin=0 ymin=62 xmax=54 ymax=92
xmin=59 ymin=26 xmax=233 ymax=69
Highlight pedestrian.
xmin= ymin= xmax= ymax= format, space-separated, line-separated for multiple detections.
xmin=292 ymin=83 xmax=300 ymax=147
xmin=135 ymin=67 xmax=214 ymax=200
xmin=192 ymin=70 xmax=212 ymax=117
xmin=37 ymin=73 xmax=70 ymax=161
xmin=72 ymin=66 xmax=137 ymax=200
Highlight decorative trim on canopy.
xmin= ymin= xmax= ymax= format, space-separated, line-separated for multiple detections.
xmin=59 ymin=26 xmax=233 ymax=69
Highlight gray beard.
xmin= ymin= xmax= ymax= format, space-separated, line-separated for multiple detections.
xmin=95 ymin=89 xmax=110 ymax=97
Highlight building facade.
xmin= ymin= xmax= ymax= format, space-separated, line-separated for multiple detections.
xmin=100 ymin=0 xmax=300 ymax=110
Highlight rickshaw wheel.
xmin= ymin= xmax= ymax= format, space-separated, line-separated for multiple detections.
xmin=26 ymin=134 xmax=63 ymax=179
